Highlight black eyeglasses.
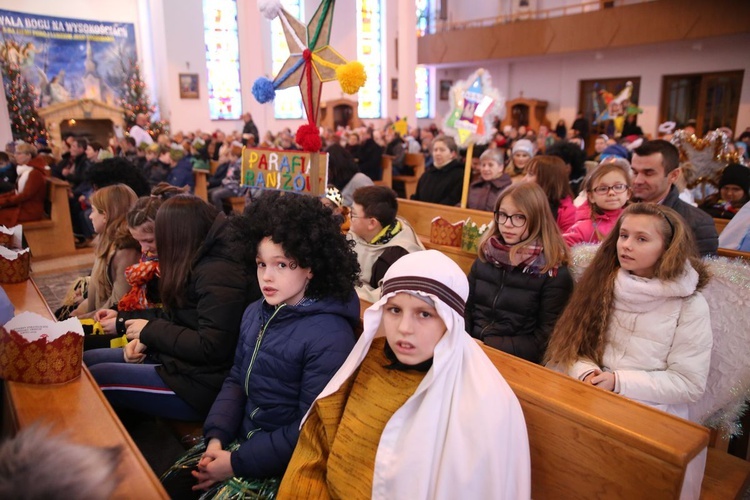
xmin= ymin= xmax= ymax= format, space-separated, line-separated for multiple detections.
xmin=494 ymin=211 xmax=527 ymax=227
xmin=590 ymin=183 xmax=629 ymax=195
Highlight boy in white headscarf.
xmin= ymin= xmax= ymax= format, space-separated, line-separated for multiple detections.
xmin=278 ymin=250 xmax=531 ymax=499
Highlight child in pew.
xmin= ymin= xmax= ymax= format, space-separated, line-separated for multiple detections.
xmin=278 ymin=250 xmax=530 ymax=499
xmin=87 ymin=183 xmax=187 ymax=350
xmin=563 ymin=162 xmax=631 ymax=246
xmin=545 ymin=203 xmax=712 ymax=499
xmin=161 ymin=191 xmax=360 ymax=499
xmin=524 ymin=155 xmax=577 ymax=233
xmin=84 ymin=195 xmax=260 ymax=421
xmin=67 ymin=184 xmax=140 ymax=320
xmin=465 ymin=182 xmax=574 ymax=364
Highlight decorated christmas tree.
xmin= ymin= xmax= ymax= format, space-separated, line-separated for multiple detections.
xmin=118 ymin=58 xmax=169 ymax=139
xmin=0 ymin=59 xmax=47 ymax=143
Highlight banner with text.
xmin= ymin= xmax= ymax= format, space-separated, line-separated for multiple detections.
xmin=241 ymin=147 xmax=328 ymax=197
xmin=0 ymin=9 xmax=137 ymax=108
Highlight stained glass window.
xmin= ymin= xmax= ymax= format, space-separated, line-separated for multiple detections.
xmin=357 ymin=0 xmax=382 ymax=119
xmin=271 ymin=0 xmax=304 ymax=119
xmin=416 ymin=0 xmax=432 ymax=37
xmin=203 ymin=0 xmax=242 ymax=120
xmin=415 ymin=65 xmax=430 ymax=118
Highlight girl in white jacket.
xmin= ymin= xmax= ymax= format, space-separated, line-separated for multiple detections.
xmin=545 ymin=202 xmax=712 ymax=498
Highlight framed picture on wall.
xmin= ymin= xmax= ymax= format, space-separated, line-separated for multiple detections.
xmin=439 ymin=80 xmax=452 ymax=101
xmin=391 ymin=78 xmax=398 ymax=100
xmin=179 ymin=73 xmax=199 ymax=99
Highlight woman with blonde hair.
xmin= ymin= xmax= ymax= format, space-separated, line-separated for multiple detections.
xmin=465 ymin=182 xmax=574 ymax=363
xmin=70 ymin=184 xmax=140 ymax=319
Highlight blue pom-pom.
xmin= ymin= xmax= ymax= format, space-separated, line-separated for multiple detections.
xmin=252 ymin=77 xmax=276 ymax=104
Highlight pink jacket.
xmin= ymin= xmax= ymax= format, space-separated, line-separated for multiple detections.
xmin=563 ymin=207 xmax=624 ymax=246
xmin=556 ymin=196 xmax=576 ymax=233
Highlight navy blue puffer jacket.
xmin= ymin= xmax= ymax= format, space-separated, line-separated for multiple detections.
xmin=203 ymin=291 xmax=359 ymax=478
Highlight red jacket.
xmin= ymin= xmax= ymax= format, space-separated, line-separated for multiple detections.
xmin=0 ymin=156 xmax=48 ymax=227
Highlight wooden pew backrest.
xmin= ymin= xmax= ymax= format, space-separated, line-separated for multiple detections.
xmin=24 ymin=176 xmax=76 ymax=260
xmin=714 ymin=218 xmax=729 ymax=235
xmin=393 ymin=153 xmax=426 ymax=199
xmin=374 ymin=155 xmax=393 ymax=189
xmin=717 ymin=248 xmax=750 ymax=260
xmin=397 ymin=198 xmax=493 ymax=273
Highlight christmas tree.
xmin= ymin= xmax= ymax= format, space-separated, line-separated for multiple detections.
xmin=0 ymin=59 xmax=48 ymax=143
xmin=118 ymin=58 xmax=169 ymax=139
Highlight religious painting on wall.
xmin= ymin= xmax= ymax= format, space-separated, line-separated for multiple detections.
xmin=0 ymin=9 xmax=137 ymax=109
xmin=179 ymin=73 xmax=199 ymax=99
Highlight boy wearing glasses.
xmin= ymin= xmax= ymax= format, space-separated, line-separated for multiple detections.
xmin=349 ymin=186 xmax=425 ymax=302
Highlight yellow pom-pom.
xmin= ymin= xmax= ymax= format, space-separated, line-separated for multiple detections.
xmin=336 ymin=61 xmax=367 ymax=94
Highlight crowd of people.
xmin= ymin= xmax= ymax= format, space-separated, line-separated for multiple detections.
xmin=1 ymin=110 xmax=749 ymax=498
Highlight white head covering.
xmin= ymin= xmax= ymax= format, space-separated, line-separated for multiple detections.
xmin=305 ymin=250 xmax=531 ymax=499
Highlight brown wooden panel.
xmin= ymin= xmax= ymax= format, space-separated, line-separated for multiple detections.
xmin=418 ymin=0 xmax=750 ymax=65
xmin=2 ymin=279 xmax=169 ymax=499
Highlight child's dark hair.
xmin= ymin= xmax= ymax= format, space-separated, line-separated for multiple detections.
xmin=232 ymin=191 xmax=360 ymax=302
xmin=352 ymin=186 xmax=398 ymax=228
xmin=156 ymin=196 xmax=219 ymax=309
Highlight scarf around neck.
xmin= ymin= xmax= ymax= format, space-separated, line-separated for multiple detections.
xmin=371 ymin=220 xmax=402 ymax=245
xmin=483 ymin=235 xmax=556 ymax=276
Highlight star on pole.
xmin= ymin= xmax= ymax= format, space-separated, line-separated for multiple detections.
xmin=272 ymin=0 xmax=347 ymax=125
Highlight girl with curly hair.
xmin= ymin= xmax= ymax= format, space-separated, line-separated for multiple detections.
xmin=69 ymin=184 xmax=140 ymax=319
xmin=162 ymin=191 xmax=360 ymax=499
xmin=545 ymin=203 xmax=712 ymax=497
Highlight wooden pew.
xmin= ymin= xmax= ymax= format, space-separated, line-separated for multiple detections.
xmin=714 ymin=218 xmax=729 ymax=236
xmin=358 ymin=298 xmax=750 ymax=498
xmin=398 ymin=198 xmax=493 ymax=273
xmin=23 ymin=177 xmax=76 ymax=260
xmin=374 ymin=155 xmax=393 ymax=189
xmin=194 ymin=170 xmax=209 ymax=202
xmin=2 ymin=279 xmax=169 ymax=498
xmin=393 ymin=153 xmax=426 ymax=199
xmin=717 ymin=248 xmax=750 ymax=260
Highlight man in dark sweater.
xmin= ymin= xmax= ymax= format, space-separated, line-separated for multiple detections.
xmin=631 ymin=140 xmax=718 ymax=256
xmin=241 ymin=113 xmax=259 ymax=146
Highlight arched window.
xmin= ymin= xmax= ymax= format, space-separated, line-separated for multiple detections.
xmin=271 ymin=0 xmax=305 ymax=119
xmin=203 ymin=0 xmax=242 ymax=120
xmin=357 ymin=0 xmax=382 ymax=119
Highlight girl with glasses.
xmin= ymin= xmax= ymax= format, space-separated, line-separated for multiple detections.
xmin=465 ymin=182 xmax=574 ymax=364
xmin=563 ymin=163 xmax=631 ymax=246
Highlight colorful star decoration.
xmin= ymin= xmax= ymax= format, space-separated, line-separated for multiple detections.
xmin=444 ymin=68 xmax=504 ymax=147
xmin=252 ymin=0 xmax=366 ymax=151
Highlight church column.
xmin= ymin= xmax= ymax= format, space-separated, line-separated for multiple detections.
xmin=138 ymin=0 xmax=170 ymax=123
xmin=397 ymin=1 xmax=417 ymax=125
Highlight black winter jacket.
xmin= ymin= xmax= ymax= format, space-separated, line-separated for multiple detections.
xmin=203 ymin=292 xmax=359 ymax=478
xmin=465 ymin=258 xmax=574 ymax=364
xmin=137 ymin=213 xmax=260 ymax=416
xmin=661 ymin=185 xmax=718 ymax=256
xmin=412 ymin=159 xmax=464 ymax=206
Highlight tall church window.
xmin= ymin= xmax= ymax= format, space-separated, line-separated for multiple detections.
xmin=203 ymin=0 xmax=242 ymax=120
xmin=271 ymin=0 xmax=305 ymax=119
xmin=357 ymin=0 xmax=382 ymax=119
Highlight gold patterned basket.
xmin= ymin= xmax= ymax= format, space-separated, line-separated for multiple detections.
xmin=430 ymin=217 xmax=464 ymax=247
xmin=0 ymin=247 xmax=30 ymax=283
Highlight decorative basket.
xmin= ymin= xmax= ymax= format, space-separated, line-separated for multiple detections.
xmin=461 ymin=218 xmax=490 ymax=254
xmin=0 ymin=225 xmax=22 ymax=248
xmin=0 ymin=247 xmax=30 ymax=283
xmin=0 ymin=313 xmax=84 ymax=385
xmin=429 ymin=217 xmax=464 ymax=247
